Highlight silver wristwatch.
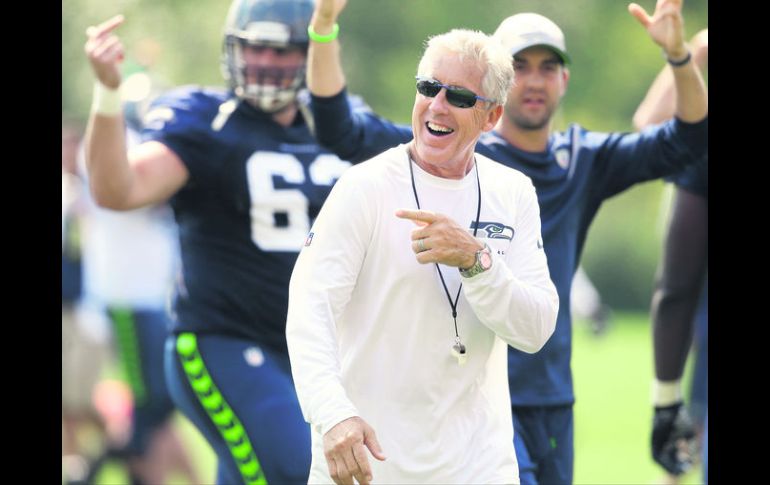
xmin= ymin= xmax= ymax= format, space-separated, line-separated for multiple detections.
xmin=459 ymin=243 xmax=493 ymax=278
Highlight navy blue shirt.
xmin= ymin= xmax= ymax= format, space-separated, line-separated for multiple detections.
xmin=142 ymin=86 xmax=352 ymax=354
xmin=310 ymin=88 xmax=708 ymax=405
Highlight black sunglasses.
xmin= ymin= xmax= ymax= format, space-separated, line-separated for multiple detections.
xmin=415 ymin=76 xmax=494 ymax=109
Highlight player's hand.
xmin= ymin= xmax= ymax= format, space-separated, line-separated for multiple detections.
xmin=396 ymin=209 xmax=483 ymax=269
xmin=651 ymin=401 xmax=697 ymax=475
xmin=628 ymin=0 xmax=687 ymax=61
xmin=84 ymin=14 xmax=126 ymax=90
xmin=314 ymin=0 xmax=347 ymax=27
xmin=323 ymin=416 xmax=386 ymax=485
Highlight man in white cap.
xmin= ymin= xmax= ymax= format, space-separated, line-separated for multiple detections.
xmin=304 ymin=0 xmax=707 ymax=483
xmin=494 ymin=12 xmax=570 ymax=63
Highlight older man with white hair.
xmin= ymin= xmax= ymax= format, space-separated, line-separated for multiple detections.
xmin=287 ymin=27 xmax=558 ymax=485
xmin=303 ymin=0 xmax=707 ymax=483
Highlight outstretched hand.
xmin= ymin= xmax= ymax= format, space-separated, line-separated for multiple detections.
xmin=628 ymin=0 xmax=687 ymax=59
xmin=84 ymin=15 xmax=126 ymax=89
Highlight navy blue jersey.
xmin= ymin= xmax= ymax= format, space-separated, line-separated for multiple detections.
xmin=141 ymin=86 xmax=351 ymax=354
xmin=310 ymin=89 xmax=708 ymax=405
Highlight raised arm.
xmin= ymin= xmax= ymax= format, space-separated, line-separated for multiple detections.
xmin=628 ymin=1 xmax=707 ymax=123
xmin=306 ymin=0 xmax=412 ymax=162
xmin=307 ymin=0 xmax=347 ymax=97
xmin=84 ymin=15 xmax=188 ymax=210
xmin=633 ymin=28 xmax=708 ymax=129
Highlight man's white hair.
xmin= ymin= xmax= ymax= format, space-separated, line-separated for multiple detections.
xmin=417 ymin=29 xmax=514 ymax=106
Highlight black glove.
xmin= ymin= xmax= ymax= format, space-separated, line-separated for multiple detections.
xmin=651 ymin=402 xmax=696 ymax=475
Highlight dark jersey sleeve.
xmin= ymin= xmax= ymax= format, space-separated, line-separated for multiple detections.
xmin=141 ymin=86 xmax=227 ymax=183
xmin=587 ymin=116 xmax=708 ymax=200
xmin=311 ymin=88 xmax=413 ymax=162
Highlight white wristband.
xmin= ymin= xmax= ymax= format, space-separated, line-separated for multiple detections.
xmin=91 ymin=81 xmax=122 ymax=116
xmin=652 ymin=379 xmax=682 ymax=407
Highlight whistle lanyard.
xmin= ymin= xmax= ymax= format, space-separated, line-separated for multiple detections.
xmin=407 ymin=154 xmax=481 ymax=355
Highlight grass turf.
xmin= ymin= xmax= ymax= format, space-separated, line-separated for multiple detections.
xmin=91 ymin=311 xmax=705 ymax=484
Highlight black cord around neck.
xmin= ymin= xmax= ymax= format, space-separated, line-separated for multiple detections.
xmin=407 ymin=152 xmax=481 ymax=342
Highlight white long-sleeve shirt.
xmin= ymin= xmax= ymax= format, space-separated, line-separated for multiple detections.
xmin=287 ymin=144 xmax=558 ymax=484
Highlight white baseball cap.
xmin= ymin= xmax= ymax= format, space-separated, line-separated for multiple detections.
xmin=494 ymin=13 xmax=570 ymax=64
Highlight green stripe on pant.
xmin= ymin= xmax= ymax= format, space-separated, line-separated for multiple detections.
xmin=176 ymin=332 xmax=267 ymax=485
xmin=109 ymin=307 xmax=147 ymax=405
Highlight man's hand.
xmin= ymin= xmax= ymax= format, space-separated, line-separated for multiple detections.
xmin=84 ymin=14 xmax=126 ymax=89
xmin=628 ymin=0 xmax=687 ymax=60
xmin=324 ymin=416 xmax=386 ymax=485
xmin=396 ymin=209 xmax=482 ymax=269
xmin=315 ymin=0 xmax=347 ymax=25
xmin=651 ymin=402 xmax=697 ymax=475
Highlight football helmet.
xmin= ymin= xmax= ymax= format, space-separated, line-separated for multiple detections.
xmin=221 ymin=0 xmax=313 ymax=112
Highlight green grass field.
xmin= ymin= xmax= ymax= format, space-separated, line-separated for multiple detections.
xmin=572 ymin=311 xmax=703 ymax=484
xmin=92 ymin=311 xmax=704 ymax=484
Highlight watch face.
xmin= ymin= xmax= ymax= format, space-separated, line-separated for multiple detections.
xmin=479 ymin=250 xmax=492 ymax=270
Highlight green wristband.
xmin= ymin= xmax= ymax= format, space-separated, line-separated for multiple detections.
xmin=308 ymin=23 xmax=339 ymax=43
